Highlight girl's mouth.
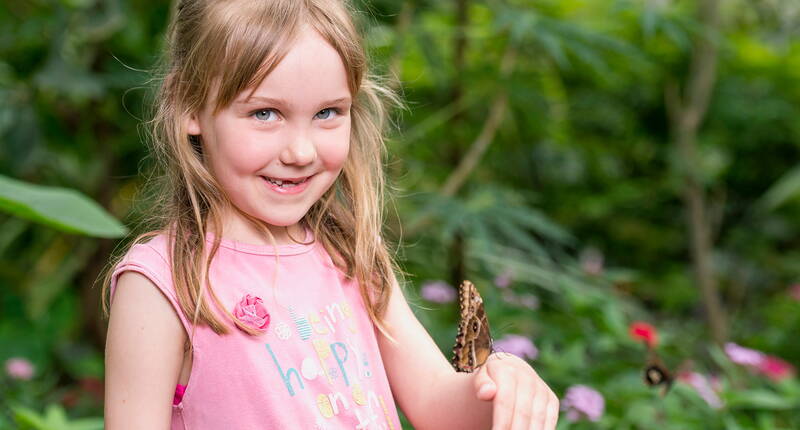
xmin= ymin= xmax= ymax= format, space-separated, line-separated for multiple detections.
xmin=263 ymin=177 xmax=308 ymax=187
xmin=261 ymin=175 xmax=312 ymax=194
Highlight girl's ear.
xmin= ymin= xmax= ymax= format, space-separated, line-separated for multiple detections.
xmin=185 ymin=112 xmax=202 ymax=136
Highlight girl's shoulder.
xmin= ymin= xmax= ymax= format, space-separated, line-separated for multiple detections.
xmin=109 ymin=231 xmax=188 ymax=327
xmin=112 ymin=231 xmax=175 ymax=295
xmin=119 ymin=231 xmax=173 ymax=267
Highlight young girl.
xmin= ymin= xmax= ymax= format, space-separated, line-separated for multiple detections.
xmin=102 ymin=1 xmax=559 ymax=429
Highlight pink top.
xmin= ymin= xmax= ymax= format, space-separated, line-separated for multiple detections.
xmin=109 ymin=231 xmax=402 ymax=430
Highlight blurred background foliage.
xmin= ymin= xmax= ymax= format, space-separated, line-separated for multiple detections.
xmin=1 ymin=0 xmax=799 ymax=428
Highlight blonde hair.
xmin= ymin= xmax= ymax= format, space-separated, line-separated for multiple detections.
xmin=101 ymin=0 xmax=402 ymax=340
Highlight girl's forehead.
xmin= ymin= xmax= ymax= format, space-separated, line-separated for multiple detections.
xmin=234 ymin=28 xmax=351 ymax=108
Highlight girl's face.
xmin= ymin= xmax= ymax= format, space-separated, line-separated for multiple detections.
xmin=187 ymin=27 xmax=352 ymax=244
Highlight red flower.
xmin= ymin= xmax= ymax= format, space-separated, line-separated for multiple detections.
xmin=234 ymin=294 xmax=270 ymax=331
xmin=59 ymin=377 xmax=104 ymax=409
xmin=80 ymin=377 xmax=104 ymax=401
xmin=629 ymin=321 xmax=658 ymax=347
xmin=60 ymin=389 xmax=80 ymax=408
xmin=790 ymin=284 xmax=800 ymax=301
xmin=758 ymin=356 xmax=796 ymax=382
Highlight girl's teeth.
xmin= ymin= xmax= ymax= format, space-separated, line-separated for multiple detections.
xmin=265 ymin=177 xmax=305 ymax=187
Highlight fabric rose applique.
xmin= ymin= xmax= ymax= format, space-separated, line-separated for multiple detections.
xmin=233 ymin=294 xmax=270 ymax=331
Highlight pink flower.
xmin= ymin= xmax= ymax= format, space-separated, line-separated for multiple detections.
xmin=5 ymin=357 xmax=35 ymax=380
xmin=709 ymin=375 xmax=722 ymax=393
xmin=494 ymin=270 xmax=514 ymax=288
xmin=501 ymin=289 xmax=517 ymax=305
xmin=580 ymin=247 xmax=604 ymax=276
xmin=724 ymin=342 xmax=765 ymax=367
xmin=494 ymin=335 xmax=538 ymax=360
xmin=758 ymin=356 xmax=796 ymax=382
xmin=233 ymin=294 xmax=270 ymax=331
xmin=724 ymin=343 xmax=796 ymax=381
xmin=500 ymin=288 xmax=539 ymax=311
xmin=500 ymin=290 xmax=540 ymax=310
xmin=678 ymin=371 xmax=723 ymax=409
xmin=518 ymin=293 xmax=540 ymax=310
xmin=420 ymin=280 xmax=456 ymax=303
xmin=629 ymin=321 xmax=658 ymax=347
xmin=561 ymin=385 xmax=604 ymax=422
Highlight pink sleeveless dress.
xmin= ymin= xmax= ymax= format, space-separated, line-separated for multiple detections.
xmin=109 ymin=231 xmax=402 ymax=429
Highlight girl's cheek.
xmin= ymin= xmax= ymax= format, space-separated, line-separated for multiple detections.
xmin=220 ymin=141 xmax=277 ymax=173
xmin=316 ymin=126 xmax=351 ymax=168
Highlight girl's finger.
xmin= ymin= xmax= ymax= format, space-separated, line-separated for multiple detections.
xmin=491 ymin=366 xmax=517 ymax=430
xmin=527 ymin=385 xmax=548 ymax=430
xmin=543 ymin=394 xmax=560 ymax=430
xmin=510 ymin=375 xmax=534 ymax=430
xmin=474 ymin=363 xmax=498 ymax=401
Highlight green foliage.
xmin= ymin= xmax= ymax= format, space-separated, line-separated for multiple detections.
xmin=0 ymin=175 xmax=127 ymax=238
xmin=1 ymin=0 xmax=799 ymax=428
xmin=8 ymin=404 xmax=103 ymax=430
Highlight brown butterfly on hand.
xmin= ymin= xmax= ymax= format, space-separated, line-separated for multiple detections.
xmin=452 ymin=280 xmax=494 ymax=373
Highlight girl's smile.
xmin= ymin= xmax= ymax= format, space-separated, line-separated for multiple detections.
xmin=260 ymin=174 xmax=313 ymax=195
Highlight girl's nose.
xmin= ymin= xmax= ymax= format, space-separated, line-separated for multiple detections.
xmin=279 ymin=135 xmax=316 ymax=166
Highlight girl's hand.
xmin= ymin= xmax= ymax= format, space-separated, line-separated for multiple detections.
xmin=473 ymin=352 xmax=559 ymax=430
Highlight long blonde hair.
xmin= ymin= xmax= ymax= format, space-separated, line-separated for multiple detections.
xmin=101 ymin=0 xmax=402 ymax=340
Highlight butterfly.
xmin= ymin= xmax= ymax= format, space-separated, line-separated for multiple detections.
xmin=451 ymin=280 xmax=494 ymax=373
xmin=643 ymin=344 xmax=674 ymax=395
xmin=630 ymin=321 xmax=674 ymax=395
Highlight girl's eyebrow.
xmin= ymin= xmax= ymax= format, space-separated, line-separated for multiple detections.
xmin=235 ymin=96 xmax=352 ymax=108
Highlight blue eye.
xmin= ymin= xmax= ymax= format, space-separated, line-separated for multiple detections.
xmin=253 ymin=109 xmax=277 ymax=122
xmin=315 ymin=108 xmax=338 ymax=120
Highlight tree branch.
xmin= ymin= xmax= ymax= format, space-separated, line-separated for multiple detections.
xmin=406 ymin=45 xmax=517 ymax=236
xmin=440 ymin=45 xmax=516 ymax=198
xmin=668 ymin=0 xmax=727 ymax=345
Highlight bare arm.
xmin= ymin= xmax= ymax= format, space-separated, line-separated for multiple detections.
xmin=377 ymin=276 xmax=493 ymax=429
xmin=104 ymin=271 xmax=187 ymax=429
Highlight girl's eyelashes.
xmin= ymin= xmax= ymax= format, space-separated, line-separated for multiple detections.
xmin=315 ymin=107 xmax=342 ymax=120
xmin=252 ymin=109 xmax=279 ymax=122
xmin=249 ymin=107 xmax=345 ymax=122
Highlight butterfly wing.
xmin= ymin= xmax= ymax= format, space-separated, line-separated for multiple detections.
xmin=452 ymin=280 xmax=493 ymax=372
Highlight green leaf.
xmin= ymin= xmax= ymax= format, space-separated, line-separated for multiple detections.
xmin=67 ymin=420 xmax=105 ymax=430
xmin=726 ymin=389 xmax=798 ymax=410
xmin=10 ymin=403 xmax=104 ymax=430
xmin=0 ymin=175 xmax=127 ymax=238
xmin=44 ymin=404 xmax=69 ymax=428
xmin=757 ymin=163 xmax=800 ymax=211
xmin=723 ymin=416 xmax=746 ymax=430
xmin=10 ymin=405 xmax=49 ymax=429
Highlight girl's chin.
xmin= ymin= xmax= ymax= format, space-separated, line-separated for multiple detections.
xmin=258 ymin=215 xmax=307 ymax=230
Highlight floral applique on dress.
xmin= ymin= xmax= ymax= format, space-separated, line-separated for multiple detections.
xmin=233 ymin=294 xmax=271 ymax=331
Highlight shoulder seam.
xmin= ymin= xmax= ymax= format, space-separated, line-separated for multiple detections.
xmin=142 ymin=242 xmax=172 ymax=276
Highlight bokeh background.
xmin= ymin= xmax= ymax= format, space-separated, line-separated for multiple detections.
xmin=2 ymin=0 xmax=800 ymax=428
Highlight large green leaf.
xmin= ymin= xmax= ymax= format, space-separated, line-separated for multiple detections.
xmin=11 ymin=403 xmax=103 ymax=430
xmin=0 ymin=175 xmax=127 ymax=238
